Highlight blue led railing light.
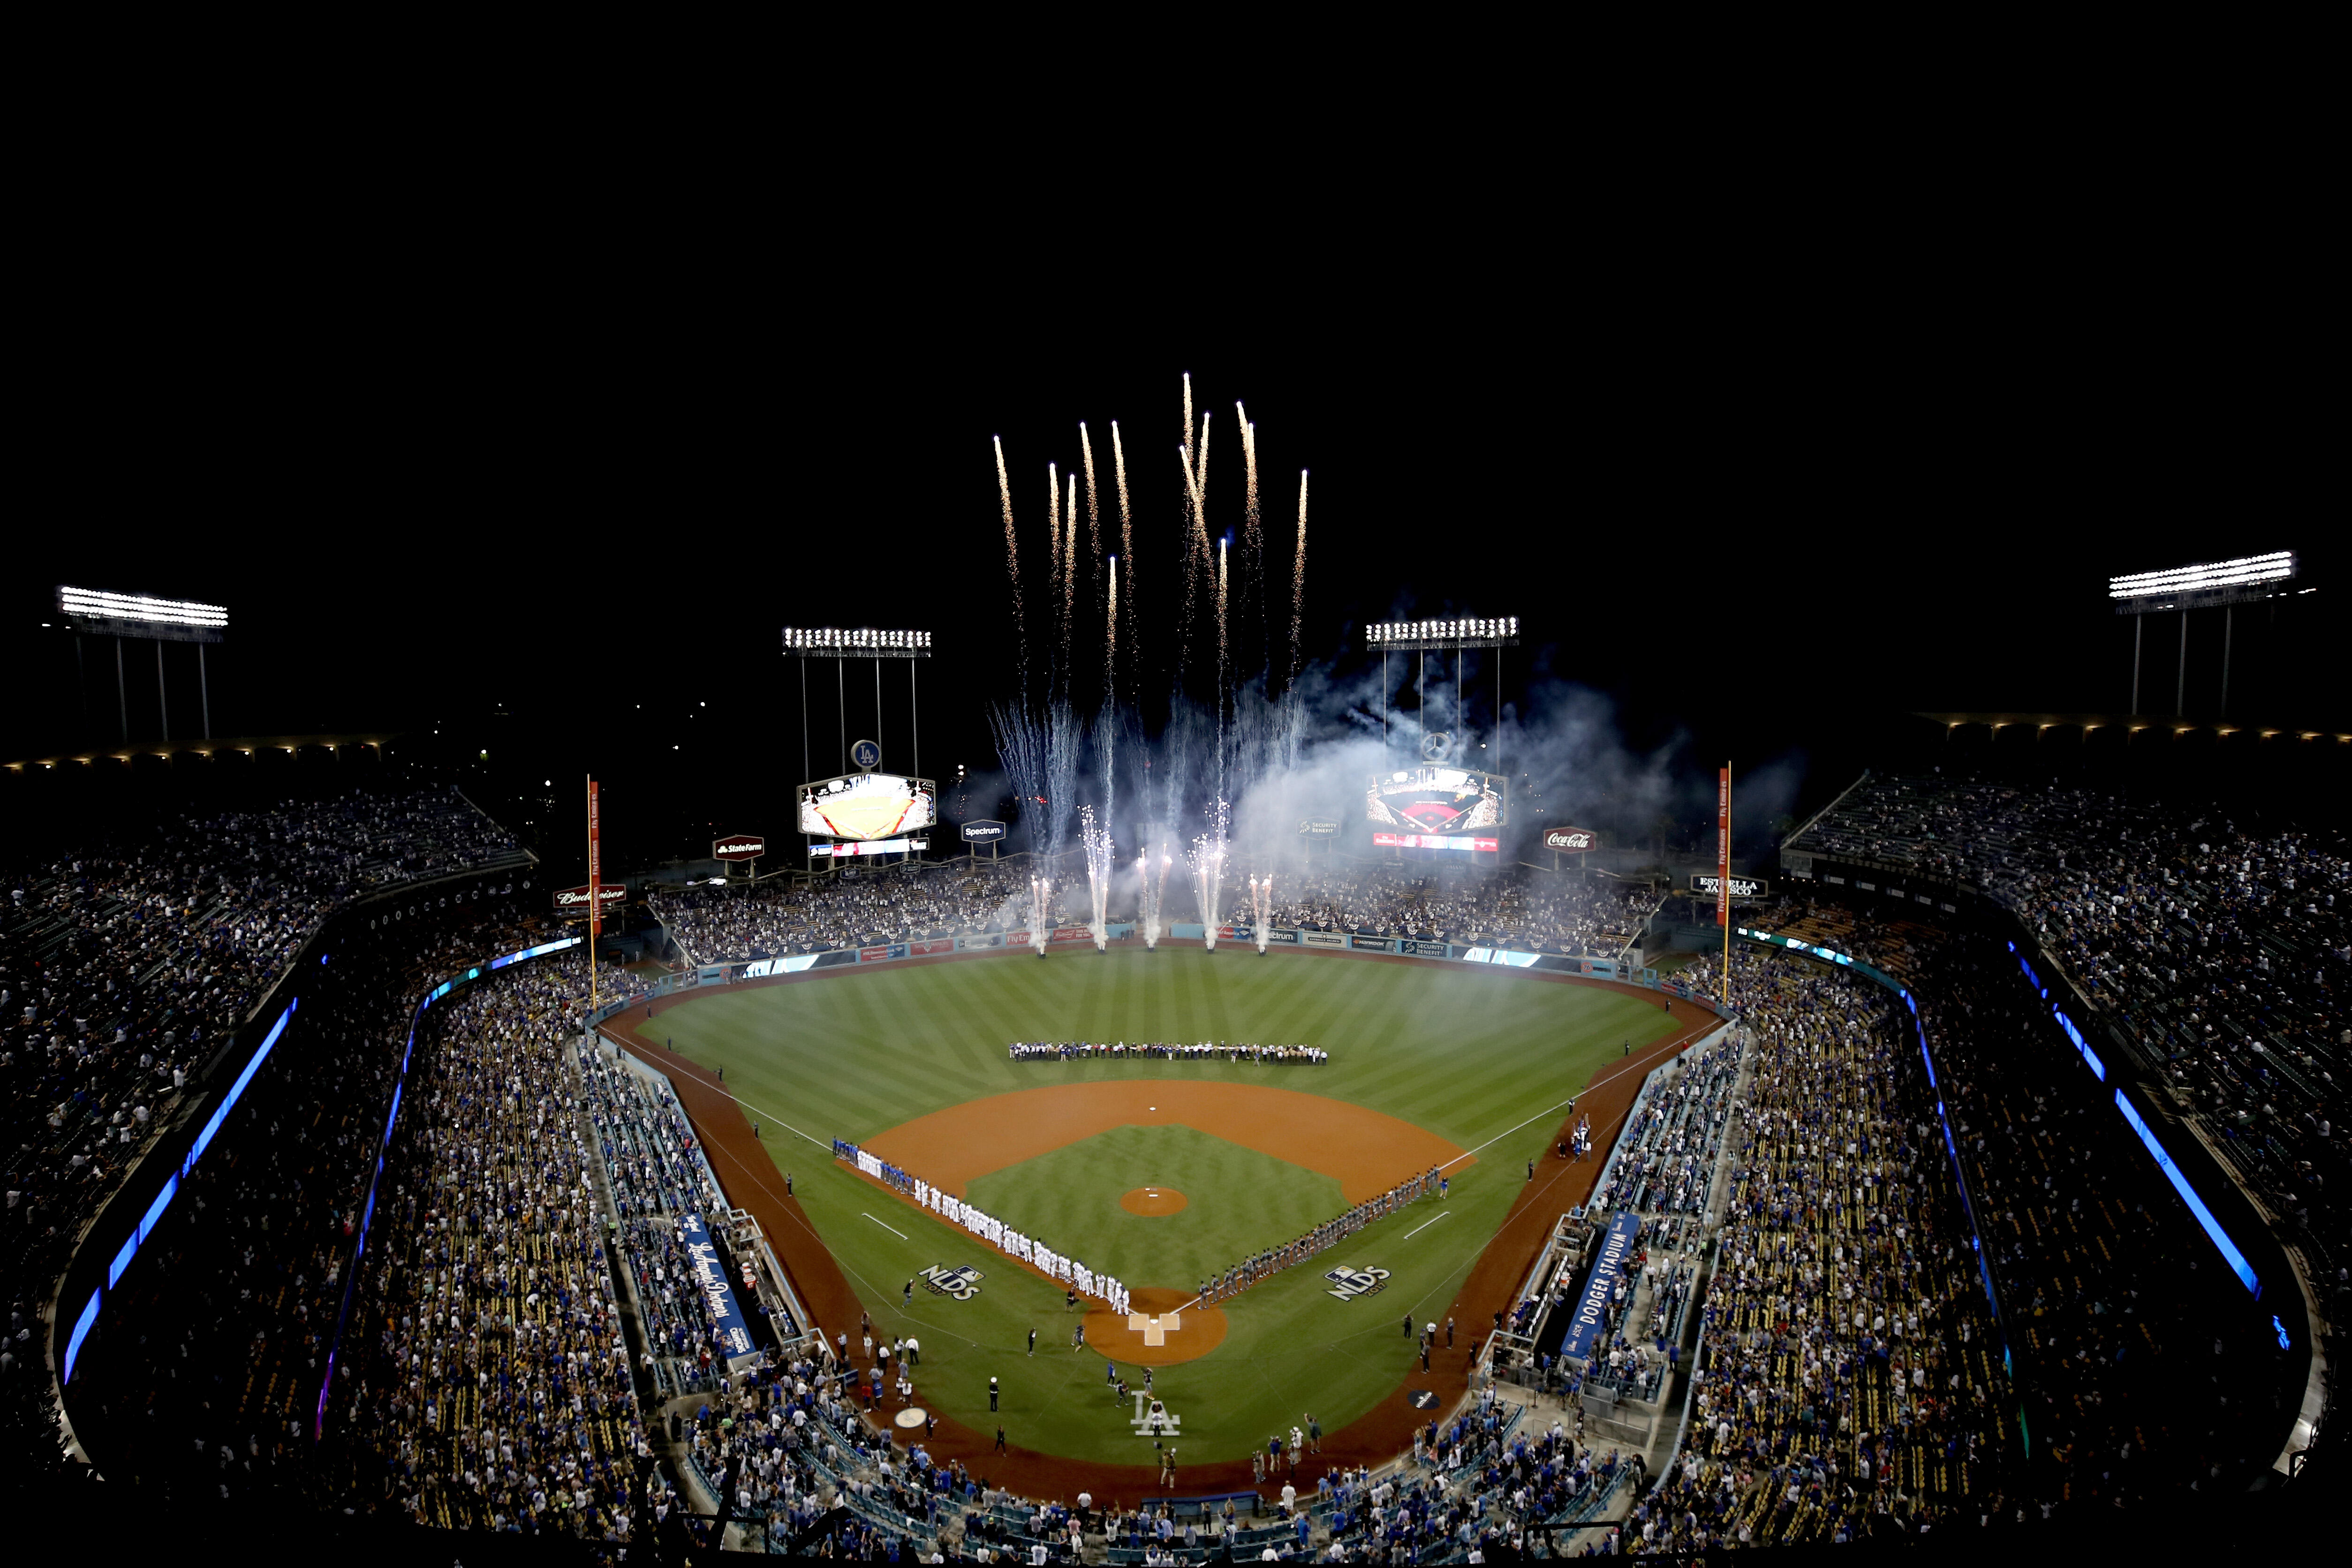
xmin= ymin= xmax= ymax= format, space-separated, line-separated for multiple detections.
xmin=70 ymin=993 xmax=298 ymax=1381
xmin=2115 ymin=1089 xmax=2261 ymax=1298
xmin=2011 ymin=947 xmax=2255 ymax=1298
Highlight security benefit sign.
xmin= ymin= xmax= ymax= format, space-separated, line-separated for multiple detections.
xmin=1563 ymin=1212 xmax=1641 ymax=1358
xmin=920 ymin=1263 xmax=984 ymax=1300
xmin=1323 ymin=1264 xmax=1392 ymax=1301
xmin=680 ymin=1212 xmax=756 ymax=1356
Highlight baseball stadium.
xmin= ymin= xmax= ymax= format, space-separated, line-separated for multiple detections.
xmin=7 ymin=375 xmax=2341 ymax=1567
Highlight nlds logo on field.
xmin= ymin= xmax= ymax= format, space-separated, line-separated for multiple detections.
xmin=1323 ymin=1265 xmax=1391 ymax=1301
xmin=920 ymin=1263 xmax=984 ymax=1300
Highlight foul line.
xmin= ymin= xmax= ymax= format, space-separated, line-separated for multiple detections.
xmin=1402 ymin=1210 xmax=1452 ymax=1241
xmin=601 ymin=1028 xmax=838 ymax=1152
xmin=1443 ymin=1018 xmax=1717 ymax=1170
xmin=862 ymin=1212 xmax=908 ymax=1240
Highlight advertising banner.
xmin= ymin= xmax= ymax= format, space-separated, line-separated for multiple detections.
xmin=714 ymin=835 xmax=766 ymax=862
xmin=1297 ymin=818 xmax=1341 ymax=836
xmin=1396 ymin=939 xmax=1447 ymax=957
xmin=1351 ymin=936 xmax=1395 ymax=953
xmin=1049 ymin=925 xmax=1094 ymax=944
xmin=909 ymin=938 xmax=954 ymax=956
xmin=1542 ymin=826 xmax=1598 ymax=853
xmin=959 ymin=933 xmax=1003 ymax=949
xmin=809 ymin=837 xmax=928 ymax=858
xmin=960 ymin=819 xmax=1007 ymax=842
xmin=860 ymin=946 xmax=893 ymax=962
xmin=1302 ymin=931 xmax=1348 ymax=949
xmin=554 ymin=884 xmax=627 ymax=914
xmin=1563 ymin=1211 xmax=1642 ymax=1358
xmin=680 ymin=1212 xmax=756 ymax=1358
xmin=1688 ymin=872 xmax=1770 ymax=900
xmin=1263 ymin=928 xmax=1300 ymax=944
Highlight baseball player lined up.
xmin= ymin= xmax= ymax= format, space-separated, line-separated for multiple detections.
xmin=1202 ymin=1166 xmax=1445 ymax=1302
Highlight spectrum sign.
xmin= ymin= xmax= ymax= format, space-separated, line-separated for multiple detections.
xmin=1373 ymin=832 xmax=1500 ymax=852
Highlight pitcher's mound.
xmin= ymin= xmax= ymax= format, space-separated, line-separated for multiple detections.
xmin=1082 ymin=1285 xmax=1227 ymax=1366
xmin=1119 ymin=1187 xmax=1189 ymax=1216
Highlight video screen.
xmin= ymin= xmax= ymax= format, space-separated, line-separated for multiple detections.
xmin=1366 ymin=766 xmax=1506 ymax=835
xmin=799 ymin=773 xmax=937 ymax=841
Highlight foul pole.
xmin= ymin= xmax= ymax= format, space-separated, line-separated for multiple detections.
xmin=588 ymin=776 xmax=602 ymax=1014
xmin=1717 ymin=763 xmax=1732 ymax=992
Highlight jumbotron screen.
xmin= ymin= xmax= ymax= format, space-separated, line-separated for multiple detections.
xmin=798 ymin=773 xmax=937 ymax=841
xmin=1366 ymin=766 xmax=1506 ymax=835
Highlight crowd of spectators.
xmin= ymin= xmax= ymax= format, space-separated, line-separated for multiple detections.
xmin=653 ymin=857 xmax=1659 ymax=964
xmin=327 ymin=950 xmax=654 ymax=1538
xmin=1787 ymin=772 xmax=2349 ymax=1280
xmin=1635 ymin=945 xmax=2010 ymax=1551
xmin=1909 ymin=930 xmax=2299 ymax=1512
xmin=0 ymin=787 xmax=523 ymax=1511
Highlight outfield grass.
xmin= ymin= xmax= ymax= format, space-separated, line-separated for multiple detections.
xmin=648 ymin=946 xmax=1679 ymax=1462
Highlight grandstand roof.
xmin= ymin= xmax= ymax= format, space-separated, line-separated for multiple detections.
xmin=1917 ymin=711 xmax=2351 ymax=742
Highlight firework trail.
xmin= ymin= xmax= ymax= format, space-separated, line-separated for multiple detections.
xmin=1061 ymin=471 xmax=1078 ymax=685
xmin=1289 ymin=469 xmax=1308 ymax=690
xmin=1080 ymin=421 xmax=1102 ymax=598
xmin=993 ymin=436 xmax=1026 ymax=696
xmin=1081 ymin=806 xmax=1115 ymax=951
xmin=1216 ymin=533 xmax=1230 ymax=808
xmin=1099 ymin=554 xmax=1119 ymax=833
xmin=1027 ymin=874 xmax=1053 ymax=955
xmin=1248 ymin=872 xmax=1274 ymax=954
xmin=1240 ymin=405 xmax=1265 ymax=694
xmin=1112 ymin=420 xmax=1134 ymax=596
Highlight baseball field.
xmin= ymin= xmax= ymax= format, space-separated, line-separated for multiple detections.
xmin=612 ymin=944 xmax=1705 ymax=1492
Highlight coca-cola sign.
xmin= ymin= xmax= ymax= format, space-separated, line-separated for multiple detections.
xmin=1543 ymin=826 xmax=1598 ymax=852
xmin=714 ymin=835 xmax=766 ymax=862
xmin=554 ymin=884 xmax=628 ymax=913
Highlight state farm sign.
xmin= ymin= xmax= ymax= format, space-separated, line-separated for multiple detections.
xmin=554 ymin=885 xmax=628 ymax=913
xmin=714 ymin=835 xmax=766 ymax=862
xmin=1543 ymin=826 xmax=1598 ymax=852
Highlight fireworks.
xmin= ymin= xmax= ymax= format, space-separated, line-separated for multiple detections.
xmin=1248 ymin=872 xmax=1274 ymax=954
xmin=993 ymin=435 xmax=1025 ymax=695
xmin=1080 ymin=807 xmax=1115 ymax=952
xmin=1188 ymin=797 xmax=1230 ymax=951
xmin=1027 ymin=875 xmax=1053 ymax=955
xmin=1290 ymin=469 xmax=1308 ymax=691
xmin=1137 ymin=844 xmax=1172 ymax=949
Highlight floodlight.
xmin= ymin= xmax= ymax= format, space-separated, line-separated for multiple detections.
xmin=2108 ymin=552 xmax=2295 ymax=613
xmin=55 ymin=585 xmax=228 ymax=643
xmin=781 ymin=627 xmax=932 ymax=657
xmin=1363 ymin=615 xmax=1518 ymax=651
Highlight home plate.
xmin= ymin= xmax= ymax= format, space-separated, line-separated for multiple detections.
xmin=894 ymin=1407 xmax=928 ymax=1429
xmin=1127 ymin=1311 xmax=1181 ymax=1346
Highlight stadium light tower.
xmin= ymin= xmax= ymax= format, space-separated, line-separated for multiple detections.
xmin=54 ymin=585 xmax=228 ymax=744
xmin=2108 ymin=552 xmax=2294 ymax=719
xmin=1362 ymin=617 xmax=1520 ymax=772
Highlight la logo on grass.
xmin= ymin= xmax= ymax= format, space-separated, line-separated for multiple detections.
xmin=1130 ymin=1392 xmax=1180 ymax=1436
xmin=1323 ymin=1265 xmax=1390 ymax=1301
xmin=920 ymin=1263 xmax=984 ymax=1299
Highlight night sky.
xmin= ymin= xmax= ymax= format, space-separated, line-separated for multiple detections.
xmin=9 ymin=327 xmax=2335 ymax=876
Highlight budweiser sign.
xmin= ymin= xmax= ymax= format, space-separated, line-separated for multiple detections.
xmin=1543 ymin=826 xmax=1598 ymax=852
xmin=554 ymin=884 xmax=627 ymax=913
xmin=714 ymin=835 xmax=766 ymax=862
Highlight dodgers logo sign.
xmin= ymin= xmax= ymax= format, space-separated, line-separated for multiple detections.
xmin=920 ymin=1263 xmax=985 ymax=1300
xmin=1323 ymin=1265 xmax=1391 ymax=1301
